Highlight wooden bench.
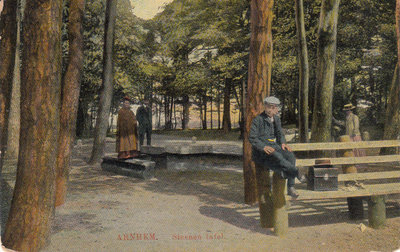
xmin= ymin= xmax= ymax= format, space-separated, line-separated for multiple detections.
xmin=260 ymin=139 xmax=400 ymax=236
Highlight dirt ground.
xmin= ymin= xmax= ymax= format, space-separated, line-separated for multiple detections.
xmin=3 ymin=136 xmax=400 ymax=252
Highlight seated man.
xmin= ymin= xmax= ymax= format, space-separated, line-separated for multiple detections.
xmin=249 ymin=96 xmax=305 ymax=198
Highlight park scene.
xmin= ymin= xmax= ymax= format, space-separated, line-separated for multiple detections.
xmin=1 ymin=0 xmax=400 ymax=251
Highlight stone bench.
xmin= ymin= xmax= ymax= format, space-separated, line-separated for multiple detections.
xmin=140 ymin=144 xmax=241 ymax=171
xmin=101 ymin=156 xmax=155 ymax=179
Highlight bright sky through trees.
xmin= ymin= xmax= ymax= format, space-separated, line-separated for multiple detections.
xmin=131 ymin=0 xmax=173 ymax=19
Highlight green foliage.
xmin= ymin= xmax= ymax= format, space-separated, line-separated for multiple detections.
xmin=78 ymin=0 xmax=397 ymax=134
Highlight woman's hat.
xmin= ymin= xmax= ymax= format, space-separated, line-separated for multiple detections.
xmin=343 ymin=103 xmax=356 ymax=111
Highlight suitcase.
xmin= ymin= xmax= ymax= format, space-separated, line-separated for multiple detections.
xmin=307 ymin=161 xmax=339 ymax=191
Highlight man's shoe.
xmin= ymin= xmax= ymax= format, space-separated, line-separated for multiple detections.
xmin=287 ymin=187 xmax=299 ymax=199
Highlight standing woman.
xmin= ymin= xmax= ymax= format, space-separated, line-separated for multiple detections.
xmin=334 ymin=103 xmax=365 ymax=156
xmin=116 ymin=97 xmax=139 ymax=159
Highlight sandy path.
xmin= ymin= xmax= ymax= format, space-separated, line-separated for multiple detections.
xmin=3 ymin=135 xmax=400 ymax=251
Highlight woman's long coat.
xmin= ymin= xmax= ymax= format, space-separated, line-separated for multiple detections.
xmin=116 ymin=107 xmax=138 ymax=152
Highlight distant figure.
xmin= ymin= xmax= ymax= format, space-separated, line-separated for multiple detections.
xmin=249 ymin=96 xmax=306 ymax=198
xmin=116 ymin=97 xmax=139 ymax=159
xmin=136 ymin=99 xmax=152 ymax=146
xmin=333 ymin=103 xmax=365 ymax=156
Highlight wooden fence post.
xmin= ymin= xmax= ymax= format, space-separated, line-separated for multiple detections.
xmin=255 ymin=164 xmax=274 ymax=228
xmin=339 ymin=135 xmax=364 ymax=220
xmin=368 ymin=195 xmax=386 ymax=229
xmin=272 ymin=172 xmax=288 ymax=236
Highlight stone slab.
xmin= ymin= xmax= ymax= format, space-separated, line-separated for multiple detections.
xmin=101 ymin=156 xmax=155 ymax=179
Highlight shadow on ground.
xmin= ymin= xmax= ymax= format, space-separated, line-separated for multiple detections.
xmin=55 ymin=141 xmax=400 ymax=236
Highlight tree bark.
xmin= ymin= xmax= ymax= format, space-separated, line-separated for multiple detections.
xmin=2 ymin=0 xmax=63 ymax=249
xmin=5 ymin=0 xmax=22 ymax=161
xmin=222 ymin=78 xmax=232 ymax=133
xmin=89 ymin=0 xmax=117 ymax=164
xmin=382 ymin=0 xmax=400 ymax=145
xmin=55 ymin=0 xmax=86 ymax=207
xmin=295 ymin=0 xmax=309 ymax=143
xmin=382 ymin=65 xmax=400 ymax=149
xmin=0 ymin=0 xmax=18 ymax=171
xmin=310 ymin=0 xmax=340 ymax=143
xmin=243 ymin=0 xmax=273 ymax=204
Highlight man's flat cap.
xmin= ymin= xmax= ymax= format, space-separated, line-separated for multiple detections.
xmin=263 ymin=96 xmax=281 ymax=105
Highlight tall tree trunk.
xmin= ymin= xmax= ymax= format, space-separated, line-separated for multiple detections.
xmin=164 ymin=96 xmax=169 ymax=129
xmin=174 ymin=101 xmax=177 ymax=129
xmin=310 ymin=0 xmax=340 ymax=143
xmin=243 ymin=0 xmax=273 ymax=204
xmin=210 ymin=95 xmax=213 ymax=129
xmin=239 ymin=78 xmax=246 ymax=139
xmin=382 ymin=0 xmax=400 ymax=144
xmin=55 ymin=0 xmax=86 ymax=207
xmin=203 ymin=95 xmax=207 ymax=129
xmin=2 ymin=0 xmax=63 ymax=249
xmin=382 ymin=65 xmax=400 ymax=143
xmin=222 ymin=78 xmax=232 ymax=133
xmin=76 ymin=101 xmax=88 ymax=137
xmin=169 ymin=97 xmax=173 ymax=127
xmin=350 ymin=76 xmax=357 ymax=107
xmin=88 ymin=0 xmax=117 ymax=164
xmin=182 ymin=94 xmax=190 ymax=129
xmin=217 ymin=88 xmax=221 ymax=129
xmin=5 ymin=0 xmax=22 ymax=161
xmin=295 ymin=0 xmax=309 ymax=143
xmin=158 ymin=101 xmax=161 ymax=128
xmin=0 ymin=0 xmax=18 ymax=171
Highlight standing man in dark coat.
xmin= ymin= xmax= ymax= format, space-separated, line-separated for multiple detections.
xmin=249 ymin=96 xmax=305 ymax=198
xmin=136 ymin=99 xmax=152 ymax=146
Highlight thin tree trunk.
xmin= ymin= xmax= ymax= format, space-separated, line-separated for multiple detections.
xmin=243 ymin=0 xmax=274 ymax=204
xmin=182 ymin=94 xmax=190 ymax=129
xmin=0 ymin=0 xmax=18 ymax=171
xmin=295 ymin=0 xmax=309 ymax=143
xmin=174 ymin=100 xmax=177 ymax=129
xmin=76 ymin=101 xmax=87 ymax=137
xmin=164 ymin=96 xmax=169 ymax=129
xmin=203 ymin=95 xmax=207 ymax=129
xmin=2 ymin=0 xmax=63 ymax=249
xmin=310 ymin=0 xmax=340 ymax=143
xmin=5 ymin=0 xmax=22 ymax=161
xmin=210 ymin=95 xmax=213 ymax=129
xmin=55 ymin=0 xmax=86 ymax=207
xmin=170 ymin=97 xmax=173 ymax=127
xmin=350 ymin=76 xmax=357 ymax=107
xmin=217 ymin=88 xmax=221 ymax=129
xmin=222 ymin=78 xmax=232 ymax=133
xmin=158 ymin=101 xmax=161 ymax=129
xmin=89 ymin=0 xmax=117 ymax=164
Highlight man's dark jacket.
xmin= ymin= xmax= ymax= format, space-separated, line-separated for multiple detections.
xmin=136 ymin=105 xmax=151 ymax=134
xmin=249 ymin=112 xmax=287 ymax=170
